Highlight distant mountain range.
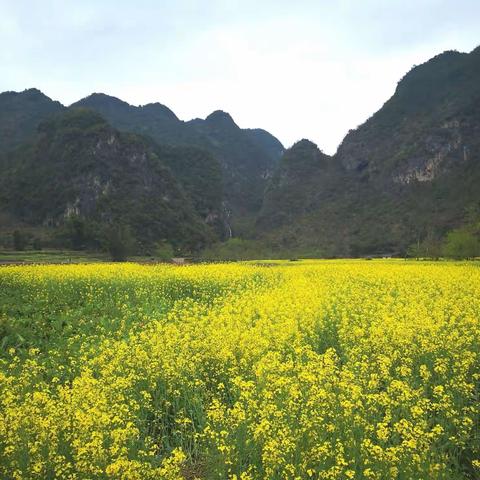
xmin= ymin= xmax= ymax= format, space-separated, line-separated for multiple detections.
xmin=71 ymin=93 xmax=284 ymax=215
xmin=1 ymin=45 xmax=479 ymax=256
xmin=0 ymin=88 xmax=284 ymax=252
xmin=259 ymin=46 xmax=480 ymax=256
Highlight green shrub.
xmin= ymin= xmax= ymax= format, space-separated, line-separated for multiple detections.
xmin=155 ymin=241 xmax=174 ymax=261
xmin=443 ymin=230 xmax=480 ymax=259
xmin=13 ymin=230 xmax=27 ymax=251
xmin=103 ymin=225 xmax=136 ymax=262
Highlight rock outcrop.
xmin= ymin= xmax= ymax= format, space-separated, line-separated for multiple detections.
xmin=257 ymin=46 xmax=480 ymax=256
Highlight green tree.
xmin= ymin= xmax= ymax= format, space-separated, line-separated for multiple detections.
xmin=32 ymin=237 xmax=43 ymax=250
xmin=465 ymin=203 xmax=480 ymax=234
xmin=155 ymin=241 xmax=174 ymax=261
xmin=103 ymin=225 xmax=136 ymax=262
xmin=65 ymin=216 xmax=89 ymax=250
xmin=423 ymin=234 xmax=442 ymax=259
xmin=407 ymin=231 xmax=442 ymax=259
xmin=406 ymin=240 xmax=423 ymax=260
xmin=12 ymin=230 xmax=27 ymax=251
xmin=443 ymin=230 xmax=480 ymax=259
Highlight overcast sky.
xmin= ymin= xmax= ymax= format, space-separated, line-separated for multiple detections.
xmin=1 ymin=0 xmax=479 ymax=153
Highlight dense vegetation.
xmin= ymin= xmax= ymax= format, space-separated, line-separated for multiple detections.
xmin=257 ymin=46 xmax=480 ymax=257
xmin=0 ymin=261 xmax=479 ymax=478
xmin=0 ymin=89 xmax=285 ymax=257
xmin=72 ymin=95 xmax=284 ymax=216
xmin=1 ymin=45 xmax=480 ymax=259
xmin=1 ymin=109 xmax=215 ymax=254
xmin=0 ymin=88 xmax=63 ymax=154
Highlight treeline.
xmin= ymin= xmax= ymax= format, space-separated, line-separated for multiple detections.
xmin=5 ymin=206 xmax=480 ymax=262
xmin=407 ymin=206 xmax=480 ymax=260
xmin=3 ymin=216 xmax=175 ymax=262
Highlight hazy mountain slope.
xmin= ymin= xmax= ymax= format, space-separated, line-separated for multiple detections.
xmin=72 ymin=95 xmax=285 ymax=216
xmin=3 ymin=46 xmax=478 ymax=256
xmin=258 ymin=140 xmax=341 ymax=228
xmin=70 ymin=93 xmax=187 ymax=143
xmin=186 ymin=110 xmax=283 ymax=214
xmin=244 ymin=128 xmax=286 ymax=165
xmin=258 ymin=46 xmax=480 ymax=256
xmin=337 ymin=47 xmax=480 ymax=181
xmin=1 ymin=109 xmax=214 ymax=250
xmin=0 ymin=88 xmax=64 ymax=154
xmin=152 ymin=144 xmax=225 ymax=237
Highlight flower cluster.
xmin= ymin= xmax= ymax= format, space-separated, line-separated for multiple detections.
xmin=0 ymin=260 xmax=479 ymax=478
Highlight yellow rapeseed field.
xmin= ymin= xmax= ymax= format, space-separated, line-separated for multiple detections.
xmin=0 ymin=260 xmax=479 ymax=479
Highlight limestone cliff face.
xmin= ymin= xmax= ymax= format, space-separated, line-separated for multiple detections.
xmin=392 ymin=118 xmax=469 ymax=184
xmin=1 ymin=89 xmax=284 ymax=238
xmin=257 ymin=46 xmax=480 ymax=256
xmin=72 ymin=97 xmax=285 ymax=216
xmin=2 ymin=109 xmax=214 ymax=250
xmin=336 ymin=47 xmax=480 ymax=186
xmin=2 ymin=46 xmax=480 ymax=256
